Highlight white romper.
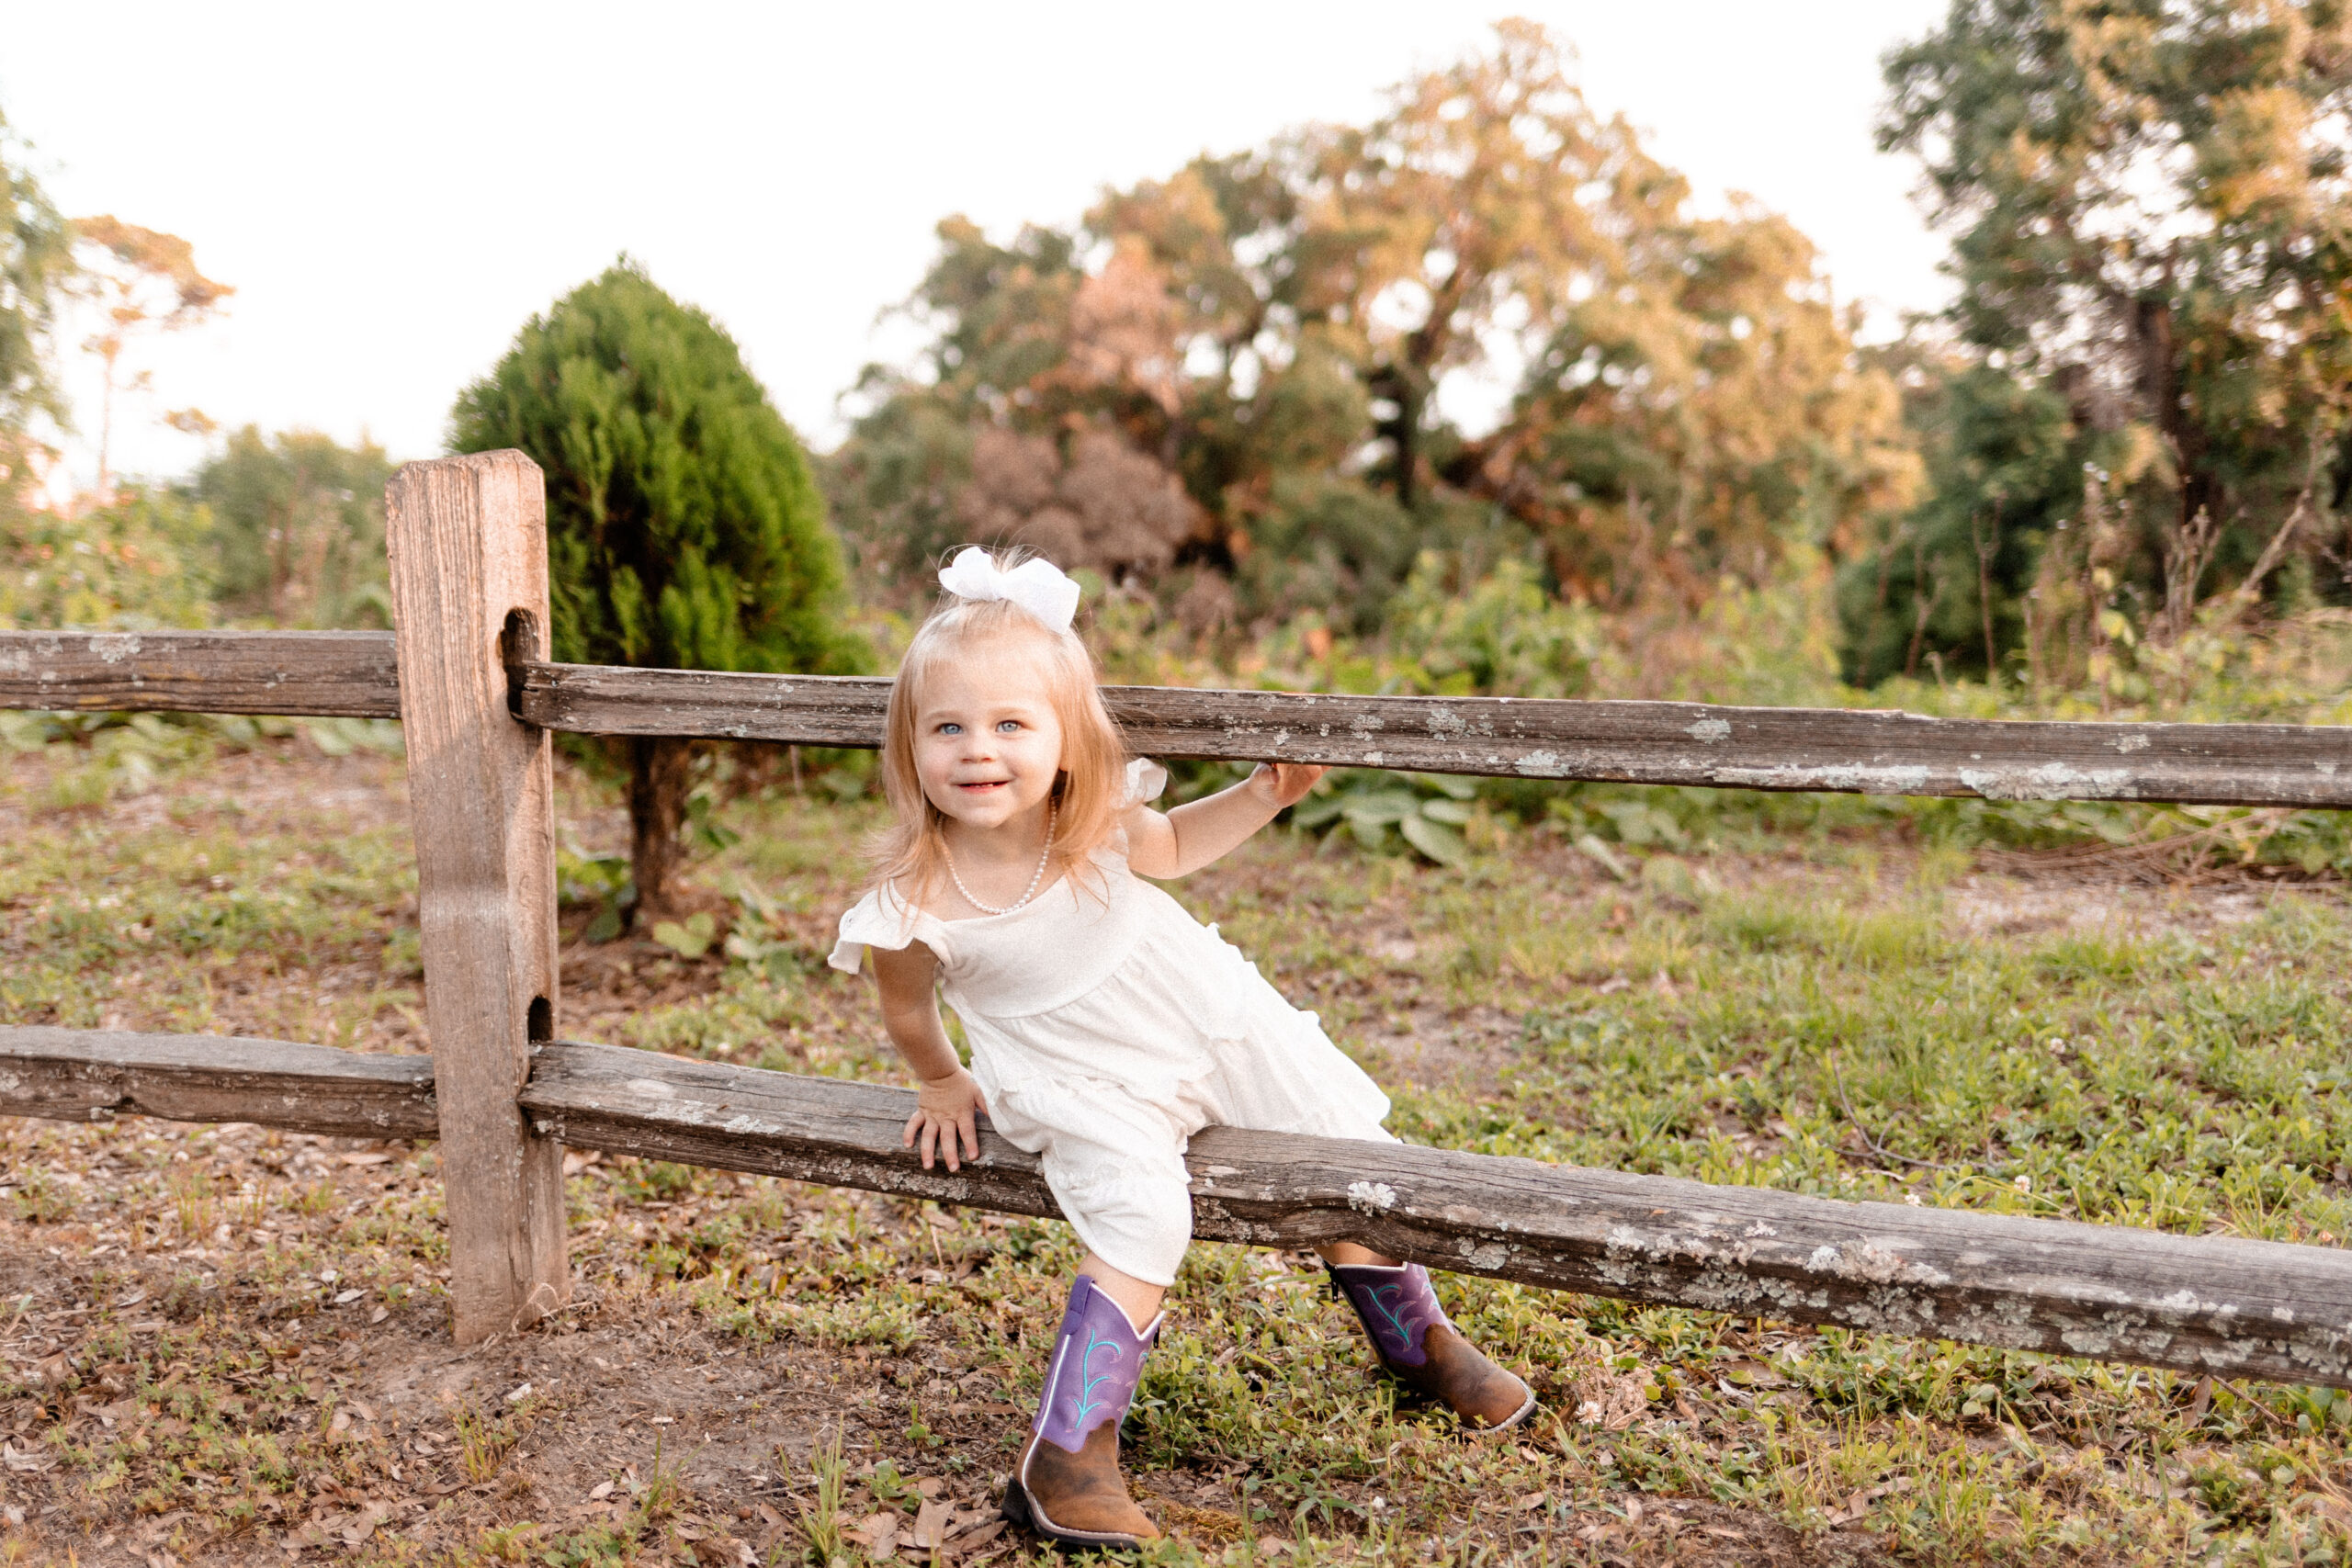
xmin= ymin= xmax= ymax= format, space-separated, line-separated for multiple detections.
xmin=828 ymin=760 xmax=1395 ymax=1285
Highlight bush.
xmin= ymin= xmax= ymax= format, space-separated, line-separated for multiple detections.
xmin=196 ymin=426 xmax=395 ymax=628
xmin=0 ymin=488 xmax=216 ymax=629
xmin=450 ymin=259 xmax=867 ymax=913
xmin=450 ymin=260 xmax=863 ymax=679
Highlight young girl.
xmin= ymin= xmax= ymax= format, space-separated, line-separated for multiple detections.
xmin=829 ymin=547 xmax=1533 ymax=1550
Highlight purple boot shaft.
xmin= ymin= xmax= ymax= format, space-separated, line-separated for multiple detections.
xmin=1328 ymin=1260 xmax=1451 ymax=1368
xmin=1033 ymin=1273 xmax=1159 ymax=1454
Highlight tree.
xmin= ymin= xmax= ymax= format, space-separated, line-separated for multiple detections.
xmin=828 ymin=220 xmax=1211 ymax=602
xmin=450 ymin=261 xmax=865 ymax=916
xmin=832 ymin=21 xmax=1913 ymax=634
xmin=1289 ymin=20 xmax=1673 ymax=513
xmin=69 ymin=216 xmax=232 ymax=495
xmin=1874 ymin=0 xmax=2352 ymax=676
xmin=1483 ymin=198 xmax=1917 ymax=608
xmin=0 ymin=107 xmax=74 ymax=508
xmin=1837 ymin=355 xmax=2081 ymax=684
xmin=195 ymin=427 xmax=397 ymax=627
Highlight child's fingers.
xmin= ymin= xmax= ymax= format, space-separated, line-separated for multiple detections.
xmin=958 ymin=1108 xmax=980 ymax=1165
xmin=1262 ymin=761 xmax=1324 ymax=802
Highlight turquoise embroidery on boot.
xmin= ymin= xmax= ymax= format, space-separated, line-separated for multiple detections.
xmin=1368 ymin=1284 xmax=1415 ymax=1349
xmin=1067 ymin=1327 xmax=1125 ymax=1430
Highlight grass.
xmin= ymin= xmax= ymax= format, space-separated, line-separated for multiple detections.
xmin=2 ymin=735 xmax=2350 ymax=1562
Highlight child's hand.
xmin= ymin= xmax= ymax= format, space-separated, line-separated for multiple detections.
xmin=903 ymin=1066 xmax=989 ymax=1172
xmin=1248 ymin=761 xmax=1327 ymax=810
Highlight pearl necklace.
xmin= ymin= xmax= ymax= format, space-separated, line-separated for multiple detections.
xmin=946 ymin=804 xmax=1057 ymax=916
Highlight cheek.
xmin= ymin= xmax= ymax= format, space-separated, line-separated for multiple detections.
xmin=1023 ymin=731 xmax=1066 ymax=776
xmin=913 ymin=739 xmax=956 ymax=781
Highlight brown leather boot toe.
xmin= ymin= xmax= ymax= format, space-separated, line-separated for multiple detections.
xmin=1007 ymin=1428 xmax=1160 ymax=1548
xmin=1383 ymin=1322 xmax=1537 ymax=1431
xmin=1328 ymin=1261 xmax=1537 ymax=1434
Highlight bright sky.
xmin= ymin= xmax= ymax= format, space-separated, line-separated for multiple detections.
xmin=6 ymin=1 xmax=1954 ymax=494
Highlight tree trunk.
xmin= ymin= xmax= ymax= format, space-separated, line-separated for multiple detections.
xmin=1371 ymin=365 xmax=1425 ymax=512
xmin=628 ymin=735 xmax=695 ymax=922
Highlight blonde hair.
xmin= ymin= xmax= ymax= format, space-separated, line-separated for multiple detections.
xmin=872 ymin=555 xmax=1128 ymax=909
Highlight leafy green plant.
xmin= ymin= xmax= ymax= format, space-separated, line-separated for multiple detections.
xmin=0 ymin=487 xmax=219 ymax=631
xmin=1292 ymin=772 xmax=1476 ymax=865
xmin=649 ymin=910 xmax=717 ymax=960
xmin=10 ymin=1171 xmax=70 ymax=1224
xmin=558 ymin=842 xmax=633 ymax=942
xmin=295 ymin=716 xmax=402 ymax=759
xmin=722 ymin=884 xmax=804 ymax=980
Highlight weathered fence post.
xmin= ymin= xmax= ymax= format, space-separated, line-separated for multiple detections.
xmin=386 ymin=451 xmax=568 ymax=1344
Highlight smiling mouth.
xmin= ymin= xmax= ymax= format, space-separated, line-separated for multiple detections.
xmin=956 ymin=780 xmax=1010 ymax=793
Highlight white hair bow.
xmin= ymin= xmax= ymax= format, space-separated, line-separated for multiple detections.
xmin=937 ymin=547 xmax=1081 ymax=633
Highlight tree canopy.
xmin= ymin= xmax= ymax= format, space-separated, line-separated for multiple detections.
xmin=196 ymin=426 xmax=396 ymax=628
xmin=450 ymin=260 xmax=863 ymax=679
xmin=831 ymin=21 xmax=1915 ymax=636
xmin=1845 ymin=0 xmax=2352 ymax=683
xmin=0 ymin=109 xmax=73 ymax=505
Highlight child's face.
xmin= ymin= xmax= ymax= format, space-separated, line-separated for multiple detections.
xmin=912 ymin=636 xmax=1066 ymax=836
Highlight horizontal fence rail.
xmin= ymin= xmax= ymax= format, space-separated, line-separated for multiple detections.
xmin=6 ymin=1025 xmax=2350 ymax=1390
xmin=0 ymin=629 xmax=401 ymax=717
xmin=519 ymin=662 xmax=2352 ymax=806
xmin=0 ymin=1026 xmax=435 ymax=1138
xmin=6 ymin=628 xmax=2351 ymax=807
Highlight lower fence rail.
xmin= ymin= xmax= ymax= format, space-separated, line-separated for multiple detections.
xmin=6 ymin=1024 xmax=2351 ymax=1391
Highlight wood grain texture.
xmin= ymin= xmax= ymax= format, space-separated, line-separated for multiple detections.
xmin=6 ymin=631 xmax=2346 ymax=807
xmin=0 ymin=1026 xmax=435 ymax=1138
xmin=0 ymin=630 xmax=399 ymax=716
xmin=514 ymin=661 xmax=2352 ymax=807
xmin=386 ymin=453 xmax=568 ymax=1343
xmin=519 ymin=1040 xmax=2352 ymax=1390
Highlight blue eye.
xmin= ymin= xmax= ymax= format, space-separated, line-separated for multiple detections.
xmin=997 ymin=719 xmax=1021 ymax=733
xmin=938 ymin=722 xmax=962 ymax=736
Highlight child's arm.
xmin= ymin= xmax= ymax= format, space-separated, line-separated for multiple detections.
xmin=1124 ymin=762 xmax=1326 ymax=879
xmin=869 ymin=939 xmax=988 ymax=1172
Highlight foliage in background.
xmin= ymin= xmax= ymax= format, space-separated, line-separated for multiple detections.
xmin=0 ymin=484 xmax=216 ymax=629
xmin=1847 ymin=0 xmax=2352 ymax=683
xmin=192 ymin=424 xmax=396 ymax=628
xmin=450 ymin=258 xmax=869 ymax=916
xmin=829 ymin=20 xmax=1914 ymax=637
xmin=67 ymin=214 xmax=232 ymax=496
xmin=0 ymin=107 xmax=73 ymax=506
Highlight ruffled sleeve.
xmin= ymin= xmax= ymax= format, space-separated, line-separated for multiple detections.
xmin=1125 ymin=757 xmax=1169 ymax=806
xmin=828 ymin=884 xmax=940 ymax=975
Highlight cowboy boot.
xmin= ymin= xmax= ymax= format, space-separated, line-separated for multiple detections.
xmin=1329 ymin=1260 xmax=1535 ymax=1433
xmin=1001 ymin=1274 xmax=1162 ymax=1549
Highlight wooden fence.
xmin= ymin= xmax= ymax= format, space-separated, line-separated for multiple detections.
xmin=4 ymin=449 xmax=2351 ymax=1389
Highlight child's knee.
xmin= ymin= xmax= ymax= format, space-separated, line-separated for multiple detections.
xmin=1049 ymin=1158 xmax=1194 ymax=1283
